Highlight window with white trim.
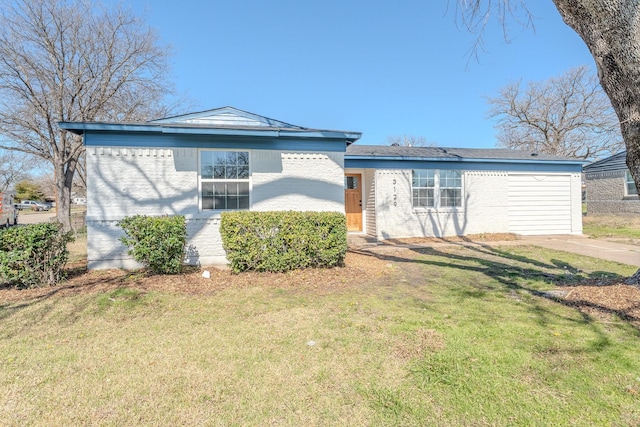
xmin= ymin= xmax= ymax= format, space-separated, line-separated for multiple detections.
xmin=200 ymin=150 xmax=250 ymax=210
xmin=412 ymin=169 xmax=462 ymax=208
xmin=626 ymin=170 xmax=638 ymax=196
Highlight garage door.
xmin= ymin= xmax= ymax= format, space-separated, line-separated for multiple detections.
xmin=507 ymin=174 xmax=572 ymax=235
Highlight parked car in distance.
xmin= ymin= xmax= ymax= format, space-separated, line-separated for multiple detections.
xmin=16 ymin=200 xmax=52 ymax=211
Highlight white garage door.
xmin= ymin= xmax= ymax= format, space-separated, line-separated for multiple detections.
xmin=507 ymin=174 xmax=572 ymax=235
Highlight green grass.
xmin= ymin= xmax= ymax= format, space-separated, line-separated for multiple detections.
xmin=583 ymin=214 xmax=640 ymax=241
xmin=1 ymin=245 xmax=639 ymax=426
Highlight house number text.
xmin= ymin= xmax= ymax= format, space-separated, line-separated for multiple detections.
xmin=392 ymin=178 xmax=397 ymax=207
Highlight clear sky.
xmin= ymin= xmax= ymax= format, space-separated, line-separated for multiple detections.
xmin=121 ymin=0 xmax=594 ymax=148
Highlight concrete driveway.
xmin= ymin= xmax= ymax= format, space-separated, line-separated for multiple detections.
xmin=349 ymin=234 xmax=640 ymax=268
xmin=519 ymin=235 xmax=640 ymax=268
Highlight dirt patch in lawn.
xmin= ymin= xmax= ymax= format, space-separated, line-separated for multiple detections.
xmin=559 ymin=281 xmax=640 ymax=327
xmin=0 ymin=251 xmax=392 ymax=303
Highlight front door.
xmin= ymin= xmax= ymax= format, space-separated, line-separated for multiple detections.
xmin=345 ymin=174 xmax=362 ymax=232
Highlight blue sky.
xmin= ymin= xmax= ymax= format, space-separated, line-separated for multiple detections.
xmin=123 ymin=1 xmax=594 ymax=148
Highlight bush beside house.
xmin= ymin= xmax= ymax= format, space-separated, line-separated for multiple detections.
xmin=221 ymin=211 xmax=347 ymax=273
xmin=118 ymin=215 xmax=187 ymax=274
xmin=0 ymin=223 xmax=73 ymax=288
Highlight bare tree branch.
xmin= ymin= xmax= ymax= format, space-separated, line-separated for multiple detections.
xmin=0 ymin=0 xmax=178 ymax=230
xmin=387 ymin=135 xmax=438 ymax=147
xmin=452 ymin=0 xmax=535 ymax=63
xmin=487 ymin=66 xmax=623 ymax=159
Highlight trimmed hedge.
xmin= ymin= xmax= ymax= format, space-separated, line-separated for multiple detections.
xmin=118 ymin=215 xmax=187 ymax=274
xmin=0 ymin=223 xmax=74 ymax=288
xmin=220 ymin=211 xmax=347 ymax=273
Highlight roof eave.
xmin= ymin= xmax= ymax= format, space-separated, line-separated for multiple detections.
xmin=59 ymin=122 xmax=362 ymax=141
xmin=344 ymin=154 xmax=586 ymax=165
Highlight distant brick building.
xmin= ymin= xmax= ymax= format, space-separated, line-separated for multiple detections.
xmin=584 ymin=151 xmax=640 ymax=215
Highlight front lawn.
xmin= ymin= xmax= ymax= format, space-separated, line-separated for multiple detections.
xmin=1 ymin=244 xmax=639 ymax=426
xmin=583 ymin=214 xmax=640 ymax=244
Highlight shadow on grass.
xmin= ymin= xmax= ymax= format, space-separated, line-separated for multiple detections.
xmin=352 ymin=241 xmax=640 ymax=334
xmin=0 ymin=264 xmax=139 ymax=333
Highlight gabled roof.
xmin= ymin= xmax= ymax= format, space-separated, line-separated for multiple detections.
xmin=584 ymin=151 xmax=627 ymax=173
xmin=149 ymin=106 xmax=305 ymax=129
xmin=58 ymin=106 xmax=362 ymax=143
xmin=346 ymin=145 xmax=585 ymax=165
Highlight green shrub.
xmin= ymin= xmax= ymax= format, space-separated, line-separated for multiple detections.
xmin=220 ymin=211 xmax=347 ymax=273
xmin=0 ymin=223 xmax=74 ymax=288
xmin=118 ymin=215 xmax=187 ymax=274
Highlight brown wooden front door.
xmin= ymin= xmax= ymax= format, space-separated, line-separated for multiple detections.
xmin=345 ymin=174 xmax=362 ymax=232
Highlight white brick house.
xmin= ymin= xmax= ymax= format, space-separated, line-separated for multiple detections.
xmin=60 ymin=107 xmax=584 ymax=269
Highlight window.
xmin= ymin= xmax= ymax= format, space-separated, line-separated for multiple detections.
xmin=200 ymin=151 xmax=249 ymax=210
xmin=626 ymin=170 xmax=638 ymax=196
xmin=412 ymin=169 xmax=462 ymax=208
xmin=345 ymin=175 xmax=359 ymax=190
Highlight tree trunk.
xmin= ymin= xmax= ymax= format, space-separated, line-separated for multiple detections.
xmin=625 ymin=269 xmax=640 ymax=286
xmin=54 ymin=161 xmax=74 ymax=232
xmin=552 ymin=0 xmax=640 ymax=280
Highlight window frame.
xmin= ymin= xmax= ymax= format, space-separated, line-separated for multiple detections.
xmin=198 ymin=149 xmax=251 ymax=212
xmin=625 ymin=170 xmax=638 ymax=196
xmin=411 ymin=169 xmax=463 ymax=210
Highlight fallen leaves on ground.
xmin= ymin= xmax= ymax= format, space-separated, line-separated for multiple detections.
xmin=559 ymin=283 xmax=640 ymax=327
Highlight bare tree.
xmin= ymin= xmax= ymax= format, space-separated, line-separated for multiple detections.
xmin=488 ymin=66 xmax=623 ymax=159
xmin=0 ymin=0 xmax=175 ymax=230
xmin=456 ymin=0 xmax=640 ymax=283
xmin=387 ymin=135 xmax=438 ymax=147
xmin=0 ymin=149 xmax=33 ymax=192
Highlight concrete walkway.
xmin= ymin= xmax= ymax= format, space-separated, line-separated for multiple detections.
xmin=348 ymin=234 xmax=640 ymax=268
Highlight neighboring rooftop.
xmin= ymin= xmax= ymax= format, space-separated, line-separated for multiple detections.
xmin=584 ymin=151 xmax=627 ymax=173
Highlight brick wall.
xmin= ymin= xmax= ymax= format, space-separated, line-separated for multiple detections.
xmin=371 ymin=170 xmax=512 ymax=239
xmin=86 ymin=146 xmax=344 ymax=269
xmin=586 ymin=171 xmax=640 ymax=215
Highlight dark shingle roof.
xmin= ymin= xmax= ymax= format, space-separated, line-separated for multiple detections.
xmin=583 ymin=151 xmax=627 ymax=173
xmin=346 ymin=145 xmax=582 ymax=162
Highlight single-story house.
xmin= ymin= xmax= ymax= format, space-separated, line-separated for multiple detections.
xmin=584 ymin=151 xmax=639 ymax=215
xmin=60 ymin=107 xmax=584 ymax=269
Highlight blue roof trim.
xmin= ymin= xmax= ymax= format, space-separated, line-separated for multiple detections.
xmin=345 ymin=157 xmax=583 ymax=173
xmin=83 ymin=131 xmax=348 ymax=152
xmin=345 ymin=155 xmax=584 ymax=166
xmin=58 ymin=121 xmax=362 ymax=143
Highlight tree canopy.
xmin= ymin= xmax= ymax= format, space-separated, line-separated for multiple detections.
xmin=0 ymin=0 xmax=176 ymax=229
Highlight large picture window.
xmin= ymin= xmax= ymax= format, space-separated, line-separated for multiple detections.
xmin=200 ymin=151 xmax=250 ymax=210
xmin=412 ymin=169 xmax=462 ymax=208
xmin=626 ymin=170 xmax=638 ymax=196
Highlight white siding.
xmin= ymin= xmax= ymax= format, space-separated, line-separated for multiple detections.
xmin=86 ymin=146 xmax=344 ymax=269
xmin=507 ymin=173 xmax=576 ymax=235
